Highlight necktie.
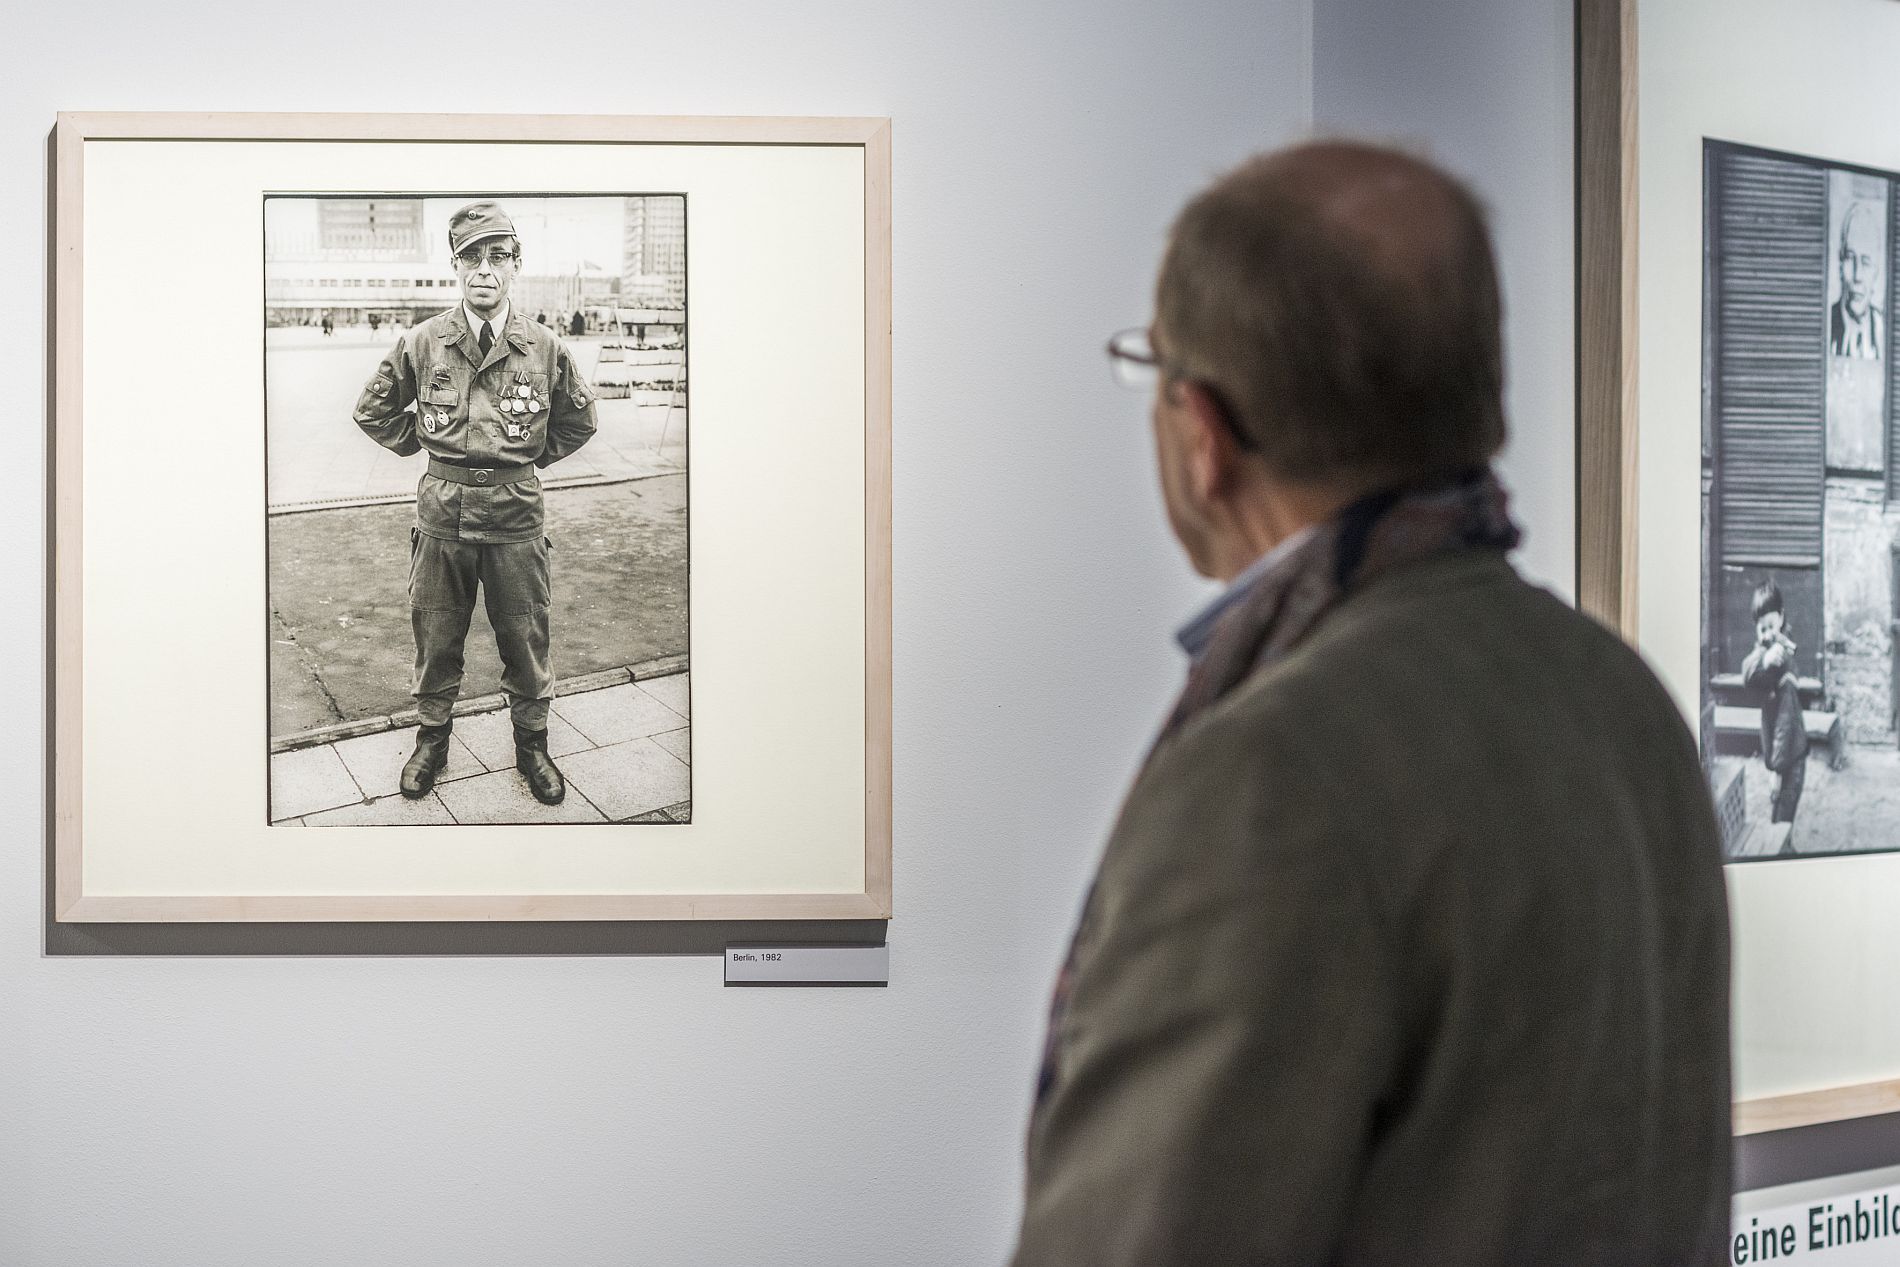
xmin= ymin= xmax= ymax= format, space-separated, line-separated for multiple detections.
xmin=478 ymin=320 xmax=494 ymax=356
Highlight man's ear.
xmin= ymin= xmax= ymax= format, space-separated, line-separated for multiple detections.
xmin=1174 ymin=380 xmax=1245 ymax=500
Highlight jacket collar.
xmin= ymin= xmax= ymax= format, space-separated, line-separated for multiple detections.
xmin=1155 ymin=468 xmax=1520 ymax=749
xmin=435 ymin=306 xmax=540 ymax=367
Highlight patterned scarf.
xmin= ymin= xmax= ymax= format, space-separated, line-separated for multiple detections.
xmin=1033 ymin=467 xmax=1520 ymax=1109
xmin=1158 ymin=466 xmax=1521 ymax=746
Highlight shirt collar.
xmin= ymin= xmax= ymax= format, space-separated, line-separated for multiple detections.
xmin=463 ymin=300 xmax=511 ymax=341
xmin=1175 ymin=526 xmax=1317 ymax=660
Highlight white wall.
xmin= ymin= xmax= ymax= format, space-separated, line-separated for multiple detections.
xmin=0 ymin=2 xmax=1311 ymax=1264
xmin=1313 ymin=0 xmax=1575 ymax=594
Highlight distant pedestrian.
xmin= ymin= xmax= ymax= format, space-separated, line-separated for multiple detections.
xmin=570 ymin=310 xmax=586 ymax=337
xmin=368 ymin=312 xmax=381 ymax=336
xmin=321 ymin=312 xmax=333 ymax=338
xmin=537 ymin=310 xmax=548 ymax=326
xmin=351 ymin=201 xmax=599 ymax=806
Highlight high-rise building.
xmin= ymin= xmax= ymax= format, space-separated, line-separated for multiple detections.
xmin=622 ymin=196 xmax=686 ymax=305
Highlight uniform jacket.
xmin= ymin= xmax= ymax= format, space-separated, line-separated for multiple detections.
xmin=1741 ymin=645 xmax=1811 ymax=772
xmin=353 ymin=308 xmax=598 ymax=544
xmin=1014 ymin=550 xmax=1732 ymax=1266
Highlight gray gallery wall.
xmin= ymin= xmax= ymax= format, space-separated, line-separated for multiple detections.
xmin=1313 ymin=0 xmax=1577 ymax=595
xmin=0 ymin=1 xmax=1311 ymax=1264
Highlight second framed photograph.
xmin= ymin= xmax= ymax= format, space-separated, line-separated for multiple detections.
xmin=1580 ymin=0 xmax=1900 ymax=1134
xmin=1698 ymin=140 xmax=1899 ymax=864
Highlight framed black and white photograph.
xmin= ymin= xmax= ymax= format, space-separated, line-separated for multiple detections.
xmin=1579 ymin=0 xmax=1900 ymax=1136
xmin=264 ymin=193 xmax=691 ymax=828
xmin=1700 ymin=141 xmax=1900 ymax=863
xmin=52 ymin=112 xmax=891 ymax=924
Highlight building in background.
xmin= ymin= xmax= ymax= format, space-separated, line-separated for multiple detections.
xmin=622 ymin=196 xmax=686 ymax=308
xmin=265 ymin=198 xmax=454 ymax=330
xmin=514 ymin=265 xmax=621 ymax=321
xmin=270 ymin=197 xmax=671 ymax=333
xmin=319 ymin=200 xmax=424 ymax=255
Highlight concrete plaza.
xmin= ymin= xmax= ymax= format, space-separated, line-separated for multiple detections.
xmin=270 ymin=672 xmax=692 ymax=826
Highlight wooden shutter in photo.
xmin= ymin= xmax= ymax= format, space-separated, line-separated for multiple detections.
xmin=1712 ymin=148 xmax=1826 ymax=567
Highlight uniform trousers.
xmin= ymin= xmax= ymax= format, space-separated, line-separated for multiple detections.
xmin=408 ymin=527 xmax=553 ymax=730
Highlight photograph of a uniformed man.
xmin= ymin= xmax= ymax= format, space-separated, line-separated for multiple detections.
xmin=1830 ymin=198 xmax=1884 ymax=359
xmin=263 ymin=193 xmax=690 ymax=828
xmin=352 ymin=202 xmax=598 ymax=805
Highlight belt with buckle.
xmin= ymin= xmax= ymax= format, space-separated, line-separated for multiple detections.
xmin=427 ymin=458 xmax=535 ymax=487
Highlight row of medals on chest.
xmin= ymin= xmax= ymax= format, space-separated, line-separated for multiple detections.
xmin=423 ymin=371 xmax=543 ymax=438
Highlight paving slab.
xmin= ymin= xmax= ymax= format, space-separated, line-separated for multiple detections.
xmin=331 ymin=727 xmax=483 ymax=799
xmin=270 ymin=745 xmax=364 ymax=822
xmin=301 ymin=792 xmax=458 ymax=828
xmin=560 ymin=737 xmax=692 ymax=821
xmin=454 ymin=708 xmax=593 ymax=771
xmin=436 ymin=768 xmax=607 ymax=824
xmin=661 ymin=801 xmax=693 ymax=823
xmin=638 ymin=672 xmax=690 ymax=717
xmin=553 ymin=681 xmax=688 ymax=746
xmin=652 ymin=726 xmax=690 ymax=764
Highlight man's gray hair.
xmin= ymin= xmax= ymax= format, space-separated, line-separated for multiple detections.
xmin=1155 ymin=141 xmax=1507 ymax=486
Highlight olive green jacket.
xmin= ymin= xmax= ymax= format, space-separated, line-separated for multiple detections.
xmin=1015 ymin=551 xmax=1731 ymax=1266
xmin=353 ymin=308 xmax=598 ymax=544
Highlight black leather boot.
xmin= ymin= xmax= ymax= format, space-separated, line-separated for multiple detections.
xmin=400 ymin=723 xmax=453 ymax=798
xmin=515 ymin=724 xmax=565 ymax=805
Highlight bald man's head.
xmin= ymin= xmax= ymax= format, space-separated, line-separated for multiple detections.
xmin=1154 ymin=141 xmax=1506 ymax=486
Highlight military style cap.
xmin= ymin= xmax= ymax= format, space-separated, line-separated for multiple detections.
xmin=448 ymin=202 xmax=517 ymax=254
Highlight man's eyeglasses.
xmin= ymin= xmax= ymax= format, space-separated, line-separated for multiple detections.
xmin=1105 ymin=326 xmax=1258 ymax=453
xmin=454 ymin=245 xmax=519 ymax=270
xmin=1106 ymin=327 xmax=1166 ymax=390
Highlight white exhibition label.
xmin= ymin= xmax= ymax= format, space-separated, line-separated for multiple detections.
xmin=724 ymin=945 xmax=889 ymax=985
xmin=1732 ymin=1164 xmax=1900 ymax=1263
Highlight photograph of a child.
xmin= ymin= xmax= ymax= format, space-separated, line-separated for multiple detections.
xmin=1703 ymin=141 xmax=1900 ymax=860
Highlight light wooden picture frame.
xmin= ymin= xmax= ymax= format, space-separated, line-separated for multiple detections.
xmin=52 ymin=112 xmax=892 ymax=923
xmin=1577 ymin=0 xmax=1900 ymax=1134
